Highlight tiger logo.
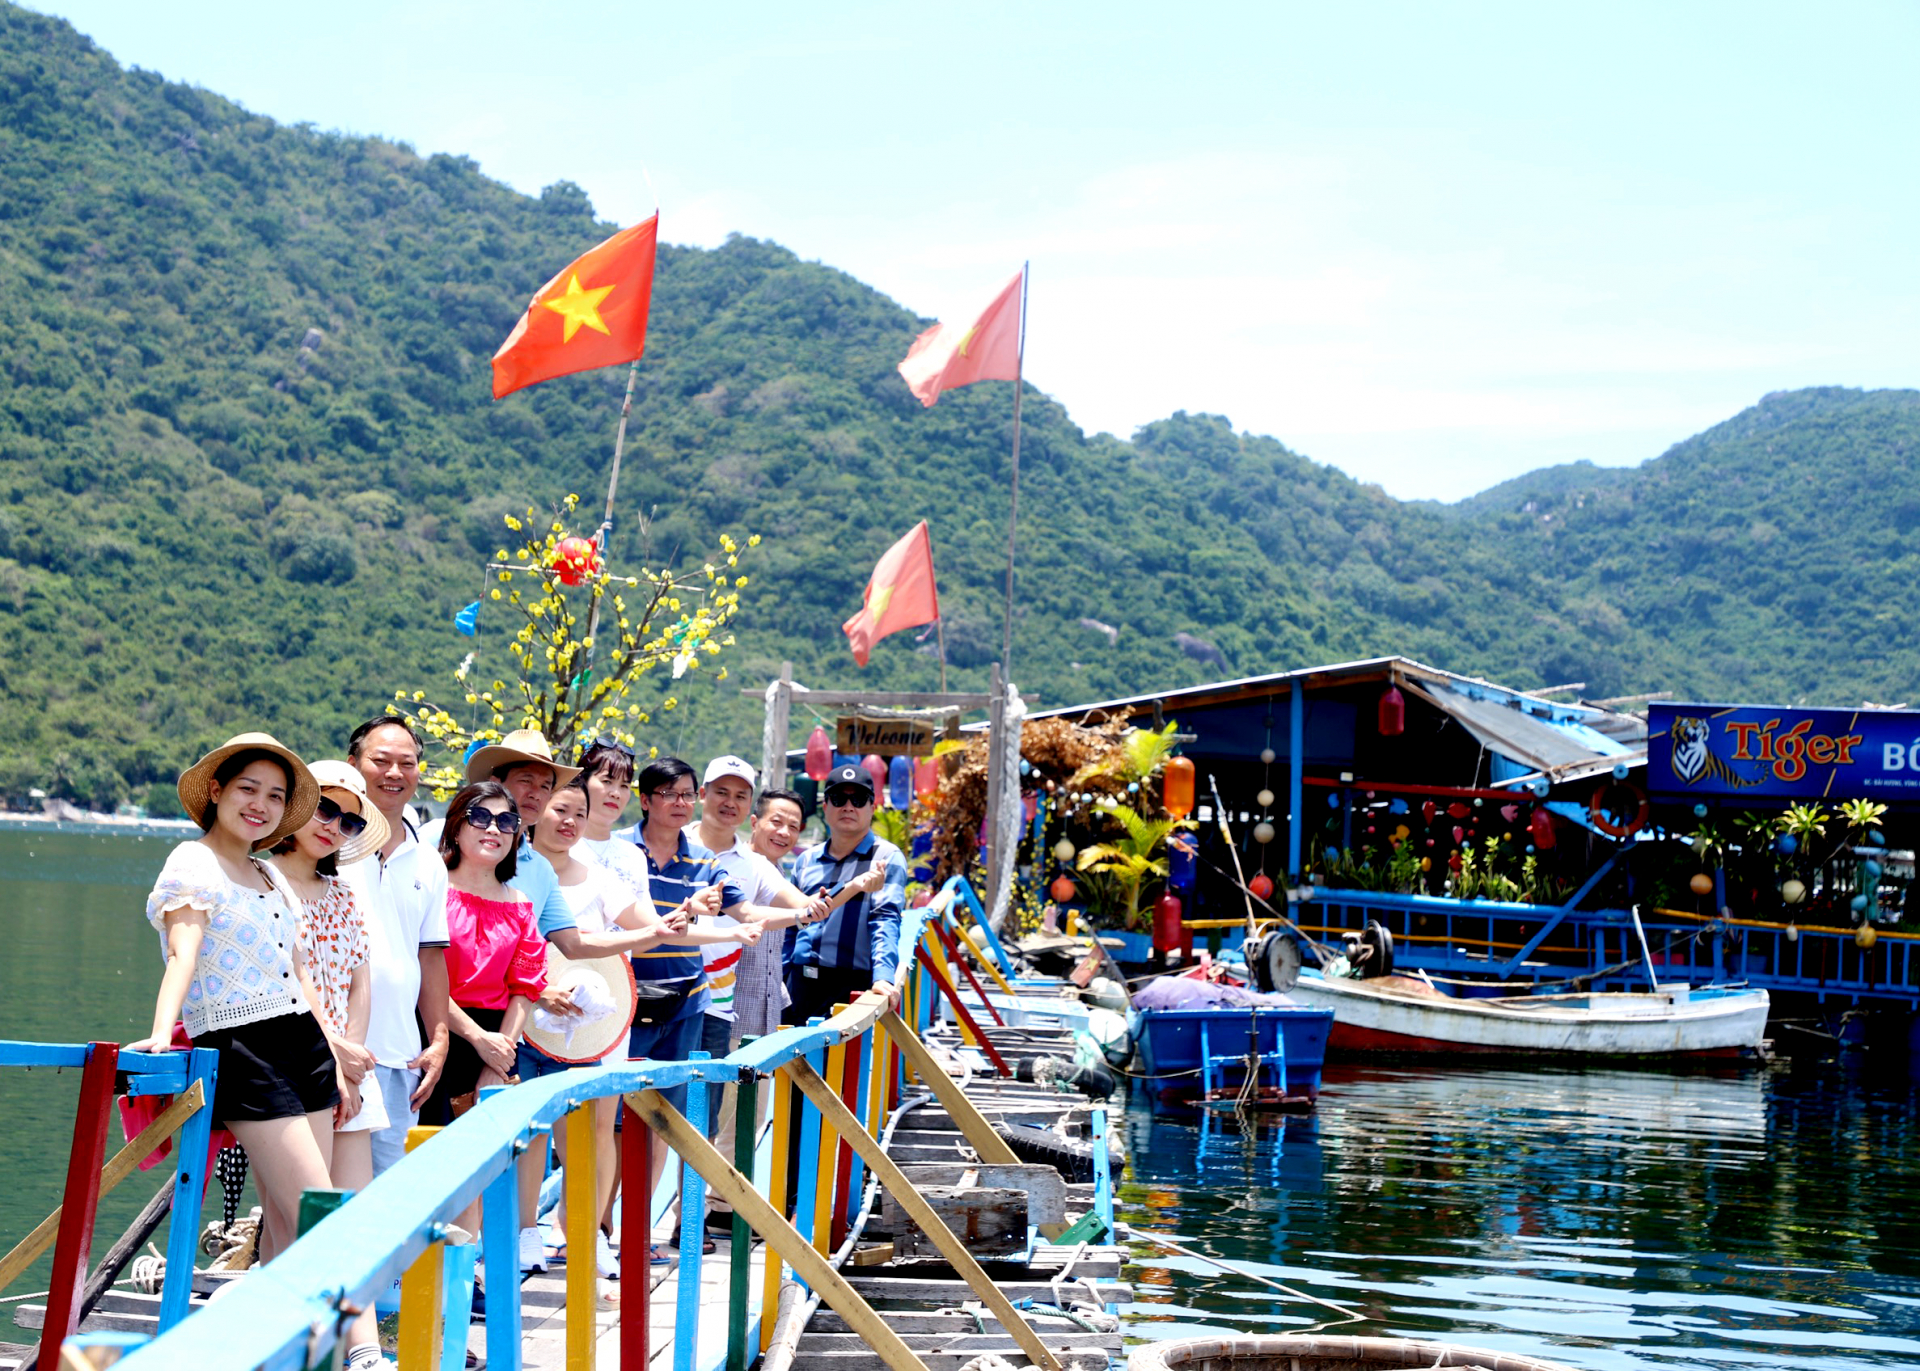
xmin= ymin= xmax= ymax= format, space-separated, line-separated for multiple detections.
xmin=1668 ymin=715 xmax=1756 ymax=788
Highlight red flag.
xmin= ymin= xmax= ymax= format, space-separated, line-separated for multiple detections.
xmin=492 ymin=216 xmax=659 ymax=399
xmin=843 ymin=522 xmax=940 ymax=666
xmin=897 ymin=269 xmax=1023 ymax=408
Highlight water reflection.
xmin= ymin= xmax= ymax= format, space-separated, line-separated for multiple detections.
xmin=1120 ymin=1062 xmax=1920 ymax=1369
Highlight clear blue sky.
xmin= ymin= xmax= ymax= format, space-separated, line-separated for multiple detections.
xmin=31 ymin=1 xmax=1920 ymax=499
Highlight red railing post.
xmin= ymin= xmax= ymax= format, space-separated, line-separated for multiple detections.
xmin=39 ymin=1041 xmax=119 ymax=1371
xmin=620 ymin=1099 xmax=651 ymax=1371
xmin=914 ymin=946 xmax=1013 ymax=1078
xmin=828 ymin=1034 xmax=864 ymax=1251
xmin=931 ymin=917 xmax=1006 ymax=1025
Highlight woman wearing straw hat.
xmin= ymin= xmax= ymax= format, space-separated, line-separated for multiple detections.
xmin=268 ymin=759 xmax=391 ymax=1371
xmin=130 ymin=733 xmax=340 ymax=1265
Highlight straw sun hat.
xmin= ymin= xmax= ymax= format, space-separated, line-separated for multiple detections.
xmin=177 ymin=732 xmax=320 ymax=852
xmin=305 ymin=759 xmax=391 ymax=865
xmin=464 ymin=728 xmax=582 ymax=787
xmin=522 ymin=944 xmax=637 ymax=1064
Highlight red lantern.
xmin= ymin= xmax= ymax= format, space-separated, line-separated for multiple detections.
xmin=804 ymin=726 xmax=833 ymax=783
xmin=1152 ymin=891 xmax=1184 ymax=954
xmin=862 ymin=753 xmax=889 ymax=797
xmin=1162 ymin=756 xmax=1195 ymax=819
xmin=1528 ymin=808 xmax=1556 ymax=851
xmin=1249 ymin=872 xmax=1275 ymax=902
xmin=1022 ymin=792 xmax=1038 ymax=825
xmin=549 ymin=535 xmax=601 ymax=587
xmin=1378 ymin=684 xmax=1405 ymax=737
xmin=1049 ymin=875 xmax=1077 ymax=903
xmin=913 ymin=756 xmax=939 ymax=800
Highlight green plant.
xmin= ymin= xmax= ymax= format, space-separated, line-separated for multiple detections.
xmin=1075 ymin=799 xmax=1194 ymax=930
xmin=1777 ymin=803 xmax=1830 ymax=843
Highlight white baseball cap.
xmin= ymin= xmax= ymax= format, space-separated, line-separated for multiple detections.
xmin=703 ymin=755 xmax=758 ymax=789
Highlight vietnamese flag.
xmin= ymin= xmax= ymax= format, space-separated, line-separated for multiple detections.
xmin=896 ymin=269 xmax=1023 ymax=408
xmin=492 ymin=215 xmax=659 ymax=399
xmin=843 ymin=521 xmax=940 ymax=666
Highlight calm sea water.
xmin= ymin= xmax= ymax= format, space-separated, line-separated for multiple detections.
xmin=1120 ymin=1063 xmax=1920 ymax=1369
xmin=5 ymin=829 xmax=1920 ymax=1371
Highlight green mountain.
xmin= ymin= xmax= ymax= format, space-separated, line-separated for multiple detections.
xmin=2 ymin=5 xmax=1916 ymax=813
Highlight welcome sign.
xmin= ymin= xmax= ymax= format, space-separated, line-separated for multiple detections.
xmin=1648 ymin=702 xmax=1920 ymax=799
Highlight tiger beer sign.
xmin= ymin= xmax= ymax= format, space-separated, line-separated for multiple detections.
xmin=1649 ymin=702 xmax=1920 ymax=799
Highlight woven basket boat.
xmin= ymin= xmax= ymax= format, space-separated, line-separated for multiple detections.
xmin=1128 ymin=1334 xmax=1577 ymax=1371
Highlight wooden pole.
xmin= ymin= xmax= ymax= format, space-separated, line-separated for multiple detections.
xmin=984 ymin=662 xmax=1006 ymax=917
xmin=999 ymin=263 xmax=1029 ymax=673
xmin=565 ymin=1105 xmax=597 ymax=1371
xmin=758 ymin=1071 xmax=793 ymax=1354
xmin=763 ymin=662 xmax=793 ymax=792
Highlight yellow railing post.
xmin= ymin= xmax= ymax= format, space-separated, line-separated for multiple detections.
xmin=396 ymin=1126 xmax=444 ymax=1371
xmin=812 ymin=1021 xmax=848 ymax=1258
xmin=564 ymin=1103 xmax=596 ymax=1370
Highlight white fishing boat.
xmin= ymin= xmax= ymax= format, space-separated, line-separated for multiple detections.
xmin=1287 ymin=967 xmax=1770 ymax=1059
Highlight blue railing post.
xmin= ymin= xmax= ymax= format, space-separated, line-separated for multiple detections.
xmin=157 ymin=1047 xmax=217 ymax=1331
xmin=791 ymin=1031 xmax=825 ymax=1287
xmin=479 ymin=1085 xmax=522 ymax=1371
xmin=675 ymin=1053 xmax=711 ymax=1371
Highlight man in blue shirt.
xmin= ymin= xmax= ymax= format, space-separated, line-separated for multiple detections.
xmin=786 ymin=764 xmax=908 ymax=1026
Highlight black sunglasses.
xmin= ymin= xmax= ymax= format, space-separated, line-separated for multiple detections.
xmin=578 ymin=739 xmax=636 ymax=763
xmin=314 ymin=795 xmax=369 ymax=838
xmin=463 ymin=806 xmax=523 ymax=834
xmin=825 ymin=788 xmax=873 ymax=807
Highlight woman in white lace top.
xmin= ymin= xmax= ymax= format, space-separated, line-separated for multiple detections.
xmin=130 ymin=733 xmax=341 ymax=1265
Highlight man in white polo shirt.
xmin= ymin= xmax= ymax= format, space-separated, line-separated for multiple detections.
xmin=342 ymin=715 xmax=452 ymax=1177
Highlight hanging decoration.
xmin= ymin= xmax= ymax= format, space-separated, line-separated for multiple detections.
xmin=888 ymin=755 xmax=913 ymax=810
xmin=1378 ymin=683 xmax=1406 ymax=737
xmin=1248 ymin=872 xmax=1275 ymax=902
xmin=548 ymin=535 xmax=602 ymax=587
xmin=1049 ymin=874 xmax=1077 ymax=903
xmin=804 ymin=726 xmax=833 ymax=783
xmin=1162 ymin=755 xmax=1195 ymax=819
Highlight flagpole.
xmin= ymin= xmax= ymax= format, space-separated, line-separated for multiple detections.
xmin=999 ymin=262 xmax=1029 ymax=675
xmin=579 ymin=359 xmax=641 ymax=713
xmin=936 ymin=615 xmax=949 ymax=694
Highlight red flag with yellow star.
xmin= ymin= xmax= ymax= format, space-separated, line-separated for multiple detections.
xmin=843 ymin=521 xmax=940 ymax=666
xmin=896 ymin=268 xmax=1023 ymax=407
xmin=492 ymin=215 xmax=659 ymax=399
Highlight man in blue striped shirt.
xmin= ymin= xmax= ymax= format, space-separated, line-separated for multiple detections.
xmin=785 ymin=764 xmax=908 ymax=1026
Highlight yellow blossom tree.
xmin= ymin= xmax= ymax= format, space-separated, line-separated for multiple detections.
xmin=389 ymin=493 xmax=760 ymax=797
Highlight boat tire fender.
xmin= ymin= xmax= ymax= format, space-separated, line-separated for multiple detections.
xmin=992 ymin=1122 xmax=1097 ymax=1182
xmin=1266 ymin=933 xmax=1302 ymax=992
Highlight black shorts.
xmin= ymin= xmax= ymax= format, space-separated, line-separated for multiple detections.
xmin=195 ymin=1010 xmax=339 ymax=1126
xmin=421 ymin=1005 xmax=506 ymax=1127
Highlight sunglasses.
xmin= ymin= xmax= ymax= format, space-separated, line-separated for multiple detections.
xmin=825 ymin=788 xmax=873 ymax=807
xmin=463 ymin=806 xmax=523 ymax=834
xmin=578 ymin=739 xmax=636 ymax=763
xmin=314 ymin=795 xmax=369 ymax=838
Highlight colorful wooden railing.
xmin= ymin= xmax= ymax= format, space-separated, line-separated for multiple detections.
xmin=116 ymin=877 xmax=1054 ymax=1371
xmin=0 ymin=1042 xmax=216 ymax=1370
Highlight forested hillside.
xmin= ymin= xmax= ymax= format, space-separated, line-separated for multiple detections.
xmin=2 ymin=5 xmax=1916 ymax=812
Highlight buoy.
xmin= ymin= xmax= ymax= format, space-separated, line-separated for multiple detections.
xmin=1252 ymin=821 xmax=1275 ymax=844
xmin=1049 ymin=875 xmax=1076 ymax=903
xmin=1689 ymin=873 xmax=1715 ymax=896
xmin=1248 ymin=872 xmax=1275 ymax=902
xmin=1781 ymin=879 xmax=1807 ymax=905
xmin=1857 ymin=923 xmax=1879 ymax=949
xmin=1053 ymin=838 xmax=1075 ymax=862
xmin=1256 ymin=788 xmax=1275 ymax=809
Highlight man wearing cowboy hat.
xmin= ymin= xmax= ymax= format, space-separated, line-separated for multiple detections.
xmin=785 ymin=763 xmax=909 ymax=1028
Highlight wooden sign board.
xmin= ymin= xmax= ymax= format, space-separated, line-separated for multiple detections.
xmin=836 ymin=715 xmax=936 ymax=756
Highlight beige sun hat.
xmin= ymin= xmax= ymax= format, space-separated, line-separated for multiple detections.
xmin=177 ymin=732 xmax=320 ymax=852
xmin=521 ymin=944 xmax=637 ymax=1065
xmin=305 ymin=759 xmax=391 ymax=864
xmin=464 ymin=728 xmax=582 ymax=788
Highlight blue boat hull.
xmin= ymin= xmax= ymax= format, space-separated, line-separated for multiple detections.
xmin=1128 ymin=1005 xmax=1334 ymax=1104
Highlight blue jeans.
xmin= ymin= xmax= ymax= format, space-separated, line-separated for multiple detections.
xmin=628 ymin=988 xmax=710 ymax=1116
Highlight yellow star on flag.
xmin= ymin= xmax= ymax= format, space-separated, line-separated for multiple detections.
xmin=869 ymin=583 xmax=894 ymax=619
xmin=541 ymin=274 xmax=615 ymax=342
xmin=956 ymin=325 xmax=978 ymax=358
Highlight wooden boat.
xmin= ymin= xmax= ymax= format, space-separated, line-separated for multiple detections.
xmin=1287 ymin=967 xmax=1770 ymax=1059
xmin=1129 ymin=1332 xmax=1575 ymax=1371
